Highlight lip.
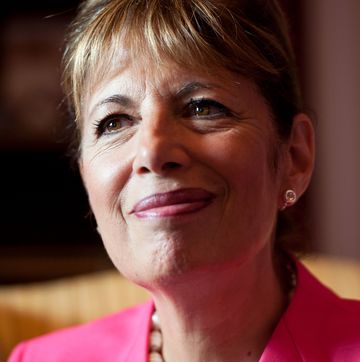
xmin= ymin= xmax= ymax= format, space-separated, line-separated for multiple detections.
xmin=130 ymin=188 xmax=215 ymax=219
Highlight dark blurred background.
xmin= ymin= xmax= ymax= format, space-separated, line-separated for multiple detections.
xmin=1 ymin=0 xmax=359 ymax=284
xmin=0 ymin=0 xmax=113 ymax=284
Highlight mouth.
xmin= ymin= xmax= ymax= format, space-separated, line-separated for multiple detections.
xmin=130 ymin=188 xmax=215 ymax=219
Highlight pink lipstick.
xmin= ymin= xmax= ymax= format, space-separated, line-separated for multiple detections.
xmin=130 ymin=188 xmax=215 ymax=219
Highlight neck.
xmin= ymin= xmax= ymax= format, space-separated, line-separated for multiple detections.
xmin=149 ymin=249 xmax=288 ymax=362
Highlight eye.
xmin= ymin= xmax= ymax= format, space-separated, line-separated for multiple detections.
xmin=94 ymin=113 xmax=134 ymax=136
xmin=193 ymin=104 xmax=211 ymax=116
xmin=186 ymin=99 xmax=230 ymax=118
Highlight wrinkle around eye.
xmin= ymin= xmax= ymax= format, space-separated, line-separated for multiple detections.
xmin=184 ymin=114 xmax=253 ymax=134
xmin=85 ymin=126 xmax=138 ymax=163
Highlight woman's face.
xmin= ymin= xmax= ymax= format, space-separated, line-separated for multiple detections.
xmin=80 ymin=59 xmax=286 ymax=286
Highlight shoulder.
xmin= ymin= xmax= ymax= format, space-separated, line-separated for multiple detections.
xmin=8 ymin=300 xmax=153 ymax=362
xmin=285 ymin=259 xmax=360 ymax=360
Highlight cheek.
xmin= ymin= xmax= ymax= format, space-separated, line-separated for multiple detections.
xmin=81 ymin=156 xmax=137 ymax=273
xmin=81 ymin=154 xmax=131 ymax=230
xmin=204 ymin=133 xmax=280 ymax=240
xmin=205 ymin=132 xmax=277 ymax=192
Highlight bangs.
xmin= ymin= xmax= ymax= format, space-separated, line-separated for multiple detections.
xmin=63 ymin=0 xmax=285 ymax=123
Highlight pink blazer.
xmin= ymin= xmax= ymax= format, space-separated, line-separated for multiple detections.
xmin=8 ymin=260 xmax=360 ymax=361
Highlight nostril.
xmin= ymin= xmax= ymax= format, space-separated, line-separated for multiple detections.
xmin=162 ymin=161 xmax=182 ymax=171
xmin=133 ymin=143 xmax=190 ymax=175
xmin=138 ymin=166 xmax=151 ymax=174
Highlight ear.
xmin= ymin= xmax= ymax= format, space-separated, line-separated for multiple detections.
xmin=282 ymin=113 xmax=315 ymax=201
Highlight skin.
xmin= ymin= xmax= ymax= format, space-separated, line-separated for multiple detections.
xmin=80 ymin=56 xmax=314 ymax=361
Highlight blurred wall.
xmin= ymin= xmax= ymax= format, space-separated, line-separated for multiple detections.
xmin=304 ymin=0 xmax=360 ymax=258
xmin=0 ymin=2 xmax=113 ymax=284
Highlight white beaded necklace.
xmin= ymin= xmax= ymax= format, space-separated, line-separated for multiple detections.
xmin=149 ymin=311 xmax=164 ymax=362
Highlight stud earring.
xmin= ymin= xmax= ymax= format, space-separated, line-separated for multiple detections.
xmin=281 ymin=189 xmax=297 ymax=210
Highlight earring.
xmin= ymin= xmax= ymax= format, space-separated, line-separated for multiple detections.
xmin=281 ymin=189 xmax=297 ymax=210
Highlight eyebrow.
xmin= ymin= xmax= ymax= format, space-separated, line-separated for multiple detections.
xmin=176 ymin=81 xmax=216 ymax=98
xmin=90 ymin=94 xmax=134 ymax=117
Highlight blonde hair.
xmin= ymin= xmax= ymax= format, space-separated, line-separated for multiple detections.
xmin=63 ymin=0 xmax=302 ymax=135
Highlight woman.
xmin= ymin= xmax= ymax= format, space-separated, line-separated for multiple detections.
xmin=9 ymin=0 xmax=360 ymax=361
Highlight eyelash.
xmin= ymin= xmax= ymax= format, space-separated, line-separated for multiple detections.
xmin=93 ymin=113 xmax=134 ymax=137
xmin=187 ymin=98 xmax=230 ymax=118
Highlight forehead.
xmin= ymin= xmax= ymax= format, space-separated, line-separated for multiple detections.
xmin=83 ymin=54 xmax=254 ymax=119
xmin=84 ymin=42 xmax=218 ymax=94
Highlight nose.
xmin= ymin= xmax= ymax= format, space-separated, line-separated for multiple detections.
xmin=132 ymin=118 xmax=192 ymax=176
